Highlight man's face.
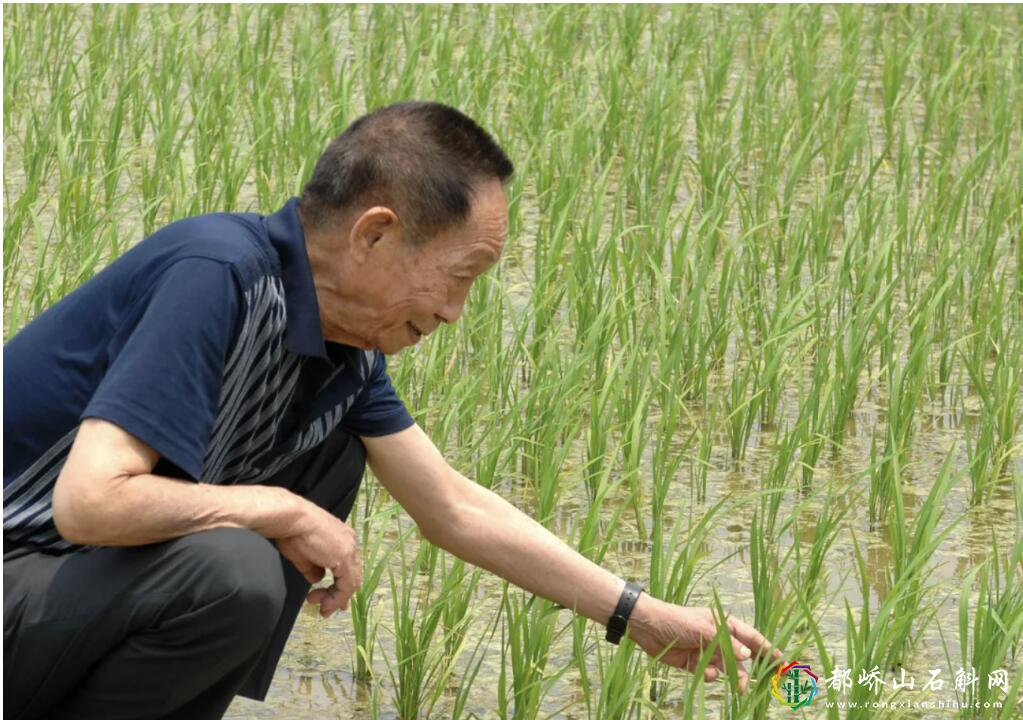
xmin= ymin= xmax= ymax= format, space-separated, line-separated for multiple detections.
xmin=338 ymin=179 xmax=508 ymax=355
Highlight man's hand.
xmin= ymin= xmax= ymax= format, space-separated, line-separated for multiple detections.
xmin=272 ymin=502 xmax=363 ymax=617
xmin=628 ymin=595 xmax=783 ymax=692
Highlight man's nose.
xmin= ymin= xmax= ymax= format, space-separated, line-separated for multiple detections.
xmin=436 ymin=291 xmax=467 ymax=325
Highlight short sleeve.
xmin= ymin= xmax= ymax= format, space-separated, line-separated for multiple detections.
xmin=339 ymin=351 xmax=415 ymax=437
xmin=81 ymin=258 xmax=242 ymax=480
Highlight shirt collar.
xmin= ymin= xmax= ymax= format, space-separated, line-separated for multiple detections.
xmin=264 ymin=197 xmax=329 ymax=360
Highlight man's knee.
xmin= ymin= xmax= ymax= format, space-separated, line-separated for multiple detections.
xmin=167 ymin=527 xmax=287 ymax=637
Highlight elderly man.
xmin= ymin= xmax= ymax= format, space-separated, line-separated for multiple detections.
xmin=4 ymin=101 xmax=779 ymax=719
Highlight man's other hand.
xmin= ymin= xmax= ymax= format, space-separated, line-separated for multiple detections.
xmin=272 ymin=502 xmax=363 ymax=616
xmin=628 ymin=595 xmax=784 ymax=693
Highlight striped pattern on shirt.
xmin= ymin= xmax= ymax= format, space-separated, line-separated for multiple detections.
xmin=3 ymin=274 xmax=377 ymax=558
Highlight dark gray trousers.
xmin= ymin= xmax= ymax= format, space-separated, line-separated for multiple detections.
xmin=3 ymin=430 xmax=367 ymax=720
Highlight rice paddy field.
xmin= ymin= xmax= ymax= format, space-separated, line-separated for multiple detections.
xmin=4 ymin=4 xmax=1023 ymax=719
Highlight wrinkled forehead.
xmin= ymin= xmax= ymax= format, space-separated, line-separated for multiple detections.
xmin=439 ymin=184 xmax=508 ymax=263
xmin=463 ymin=241 xmax=503 ymax=271
xmin=427 ymin=233 xmax=503 ymax=275
xmin=473 ymin=182 xmax=508 ymax=242
xmin=408 ymin=180 xmax=507 ymax=269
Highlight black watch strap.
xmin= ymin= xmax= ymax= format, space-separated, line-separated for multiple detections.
xmin=605 ymin=581 xmax=644 ymax=645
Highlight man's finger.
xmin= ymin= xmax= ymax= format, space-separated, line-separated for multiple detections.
xmin=705 ymin=645 xmax=751 ymax=683
xmin=316 ymin=584 xmax=358 ymax=617
xmin=726 ymin=615 xmax=782 ymax=661
xmin=285 ymin=554 xmax=325 ymax=585
xmin=658 ymin=645 xmax=696 ymax=672
xmin=331 ymin=567 xmax=362 ymax=602
xmin=728 ymin=635 xmax=753 ymax=661
xmin=334 ymin=582 xmax=356 ymax=612
xmin=705 ymin=657 xmax=749 ymax=692
xmin=701 ymin=658 xmax=730 ymax=684
xmin=695 ymin=621 xmax=719 ymax=650
xmin=671 ymin=641 xmax=750 ymax=689
xmin=316 ymin=588 xmax=339 ymax=617
xmin=310 ymin=592 xmax=339 ymax=616
xmin=663 ymin=647 xmax=723 ymax=684
xmin=302 ymin=567 xmax=326 ymax=584
xmin=656 ymin=646 xmax=716 ymax=680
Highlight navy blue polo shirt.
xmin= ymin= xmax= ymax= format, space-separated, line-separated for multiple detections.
xmin=3 ymin=198 xmax=415 ymax=557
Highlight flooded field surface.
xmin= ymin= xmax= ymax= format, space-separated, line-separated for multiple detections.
xmin=5 ymin=5 xmax=1022 ymax=718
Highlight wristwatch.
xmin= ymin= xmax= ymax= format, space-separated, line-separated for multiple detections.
xmin=605 ymin=581 xmax=644 ymax=645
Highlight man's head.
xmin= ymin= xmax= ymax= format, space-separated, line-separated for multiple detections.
xmin=297 ymin=102 xmax=514 ymax=355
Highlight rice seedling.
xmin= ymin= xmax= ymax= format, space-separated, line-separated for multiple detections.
xmin=955 ymin=539 xmax=1023 ymax=718
xmin=791 ymin=486 xmax=851 ymax=612
xmin=962 ymin=311 xmax=1023 ymax=505
xmin=383 ymin=539 xmax=454 ymax=718
xmin=592 ymin=618 xmax=663 ymax=719
xmin=349 ymin=493 xmax=403 ymax=681
xmin=438 ymin=557 xmax=484 ymax=665
xmin=497 ymin=589 xmax=571 ymax=720
xmin=748 ymin=507 xmax=789 ymax=646
xmin=647 ymin=496 xmax=731 ymax=707
xmin=882 ymin=447 xmax=961 ymax=669
xmin=449 ymin=597 xmax=504 ymax=720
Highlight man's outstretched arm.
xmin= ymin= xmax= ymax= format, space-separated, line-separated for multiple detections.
xmin=350 ymin=423 xmax=783 ymax=690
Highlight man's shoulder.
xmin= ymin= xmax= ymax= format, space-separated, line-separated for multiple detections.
xmin=142 ymin=211 xmax=280 ymax=286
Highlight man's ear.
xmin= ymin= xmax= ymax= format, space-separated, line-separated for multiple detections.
xmin=348 ymin=206 xmax=399 ymax=263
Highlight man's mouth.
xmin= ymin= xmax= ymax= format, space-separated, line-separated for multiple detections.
xmin=408 ymin=322 xmax=424 ymax=341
